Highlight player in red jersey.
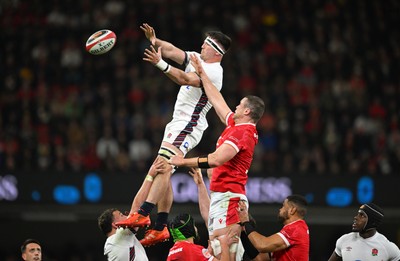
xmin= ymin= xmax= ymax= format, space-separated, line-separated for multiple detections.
xmin=167 ymin=213 xmax=237 ymax=261
xmin=236 ymin=195 xmax=310 ymax=261
xmin=170 ymin=54 xmax=265 ymax=260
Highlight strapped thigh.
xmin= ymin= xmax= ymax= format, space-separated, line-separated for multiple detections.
xmin=158 ymin=146 xmax=179 ymax=173
xmin=158 ymin=146 xmax=177 ymax=160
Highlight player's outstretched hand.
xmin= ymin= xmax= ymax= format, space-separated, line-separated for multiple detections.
xmin=189 ymin=167 xmax=204 ymax=185
xmin=190 ymin=54 xmax=205 ymax=76
xmin=140 ymin=23 xmax=156 ymax=45
xmin=143 ymin=45 xmax=161 ymax=65
xmin=169 ymin=155 xmax=184 ymax=167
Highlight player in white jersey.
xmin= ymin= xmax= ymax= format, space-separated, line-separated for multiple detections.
xmin=328 ymin=203 xmax=400 ymax=261
xmin=98 ymin=208 xmax=148 ymax=261
xmin=162 ymin=52 xmax=223 ymax=154
xmin=116 ymin=23 xmax=232 ymax=247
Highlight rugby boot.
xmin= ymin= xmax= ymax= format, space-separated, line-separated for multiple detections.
xmin=115 ymin=212 xmax=151 ymax=228
xmin=140 ymin=226 xmax=170 ymax=246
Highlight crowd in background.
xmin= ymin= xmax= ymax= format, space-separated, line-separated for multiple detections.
xmin=1 ymin=1 xmax=400 ymax=260
xmin=1 ymin=0 xmax=399 ymax=176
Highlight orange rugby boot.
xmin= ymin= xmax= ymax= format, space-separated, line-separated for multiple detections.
xmin=140 ymin=226 xmax=170 ymax=246
xmin=115 ymin=212 xmax=151 ymax=228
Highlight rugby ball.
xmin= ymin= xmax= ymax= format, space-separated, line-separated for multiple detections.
xmin=86 ymin=29 xmax=117 ymax=55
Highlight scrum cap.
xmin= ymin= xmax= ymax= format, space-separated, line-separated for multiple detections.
xmin=359 ymin=203 xmax=384 ymax=231
xmin=169 ymin=214 xmax=197 ymax=242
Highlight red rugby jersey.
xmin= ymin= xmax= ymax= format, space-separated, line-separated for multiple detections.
xmin=210 ymin=112 xmax=258 ymax=194
xmin=272 ymin=219 xmax=310 ymax=261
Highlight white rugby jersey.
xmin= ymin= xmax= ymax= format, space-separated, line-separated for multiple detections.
xmin=171 ymin=51 xmax=223 ymax=132
xmin=335 ymin=231 xmax=400 ymax=261
xmin=104 ymin=227 xmax=148 ymax=261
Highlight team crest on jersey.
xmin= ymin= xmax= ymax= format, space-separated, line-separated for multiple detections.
xmin=371 ymin=248 xmax=378 ymax=256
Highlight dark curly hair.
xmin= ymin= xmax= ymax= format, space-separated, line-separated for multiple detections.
xmin=98 ymin=208 xmax=117 ymax=236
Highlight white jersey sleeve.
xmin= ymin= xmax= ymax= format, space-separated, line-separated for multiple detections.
xmin=334 ymin=233 xmax=346 ymax=257
xmin=386 ymin=240 xmax=400 ymax=260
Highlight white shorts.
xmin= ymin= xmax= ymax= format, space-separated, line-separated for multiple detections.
xmin=208 ymin=191 xmax=248 ymax=236
xmin=162 ymin=120 xmax=204 ymax=156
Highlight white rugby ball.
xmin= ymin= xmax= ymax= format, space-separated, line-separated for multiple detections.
xmin=86 ymin=29 xmax=117 ymax=55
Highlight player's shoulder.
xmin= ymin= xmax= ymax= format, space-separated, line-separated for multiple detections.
xmin=374 ymin=231 xmax=395 ymax=244
xmin=337 ymin=232 xmax=357 ymax=243
xmin=202 ymin=60 xmax=223 ymax=77
xmin=241 ymin=123 xmax=258 ymax=138
xmin=226 ymin=112 xmax=235 ymax=125
xmin=373 ymin=232 xmax=400 ymax=255
xmin=229 ymin=122 xmax=257 ymax=139
xmin=296 ymin=219 xmax=309 ymax=229
xmin=284 ymin=219 xmax=306 ymax=230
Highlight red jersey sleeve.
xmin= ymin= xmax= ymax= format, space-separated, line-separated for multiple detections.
xmin=274 ymin=220 xmax=310 ymax=261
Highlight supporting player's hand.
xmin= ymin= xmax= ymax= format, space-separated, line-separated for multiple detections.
xmin=140 ymin=23 xmax=156 ymax=45
xmin=237 ymin=200 xmax=250 ymax=223
xmin=143 ymin=45 xmax=162 ymax=65
xmin=190 ymin=54 xmax=205 ymax=76
xmin=156 ymin=157 xmax=172 ymax=174
xmin=189 ymin=167 xmax=204 ymax=185
xmin=223 ymin=228 xmax=240 ymax=247
xmin=149 ymin=157 xmax=172 ymax=177
xmin=169 ymin=155 xmax=184 ymax=167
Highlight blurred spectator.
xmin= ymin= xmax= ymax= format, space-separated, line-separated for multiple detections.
xmin=128 ymin=129 xmax=152 ymax=172
xmin=96 ymin=124 xmax=119 ymax=169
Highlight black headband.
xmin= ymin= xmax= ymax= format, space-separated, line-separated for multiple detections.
xmin=205 ymin=37 xmax=225 ymax=55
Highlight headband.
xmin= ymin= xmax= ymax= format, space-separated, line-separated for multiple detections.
xmin=205 ymin=36 xmax=225 ymax=55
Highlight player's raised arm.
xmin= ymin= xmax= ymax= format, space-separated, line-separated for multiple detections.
xmin=189 ymin=168 xmax=210 ymax=224
xmin=143 ymin=45 xmax=202 ymax=87
xmin=190 ymin=54 xmax=231 ymax=125
xmin=140 ymin=23 xmax=186 ymax=65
